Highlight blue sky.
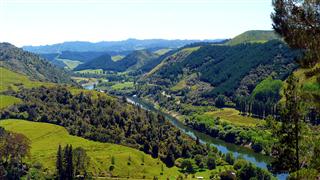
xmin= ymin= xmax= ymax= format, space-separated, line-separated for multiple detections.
xmin=0 ymin=0 xmax=274 ymax=46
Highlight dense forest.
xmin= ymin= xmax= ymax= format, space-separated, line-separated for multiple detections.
xmin=0 ymin=86 xmax=209 ymax=167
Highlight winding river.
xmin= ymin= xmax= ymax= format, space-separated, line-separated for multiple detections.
xmin=126 ymin=97 xmax=288 ymax=180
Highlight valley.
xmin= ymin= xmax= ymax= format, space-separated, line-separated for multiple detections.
xmin=0 ymin=19 xmax=319 ymax=180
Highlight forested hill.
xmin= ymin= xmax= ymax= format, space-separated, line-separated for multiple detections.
xmin=139 ymin=39 xmax=299 ymax=109
xmin=0 ymin=43 xmax=73 ymax=84
xmin=74 ymin=50 xmax=159 ymax=72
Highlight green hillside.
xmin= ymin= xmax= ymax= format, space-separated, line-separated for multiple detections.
xmin=142 ymin=40 xmax=297 ymax=99
xmin=0 ymin=67 xmax=52 ymax=92
xmin=226 ymin=30 xmax=280 ymax=46
xmin=0 ymin=119 xmax=181 ymax=179
xmin=0 ymin=43 xmax=73 ymax=84
xmin=74 ymin=50 xmax=159 ymax=72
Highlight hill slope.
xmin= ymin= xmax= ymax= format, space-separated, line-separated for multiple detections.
xmin=74 ymin=50 xmax=159 ymax=72
xmin=0 ymin=119 xmax=181 ymax=178
xmin=0 ymin=43 xmax=73 ymax=84
xmin=226 ymin=30 xmax=280 ymax=46
xmin=74 ymin=54 xmax=116 ymax=71
xmin=143 ymin=40 xmax=297 ymax=98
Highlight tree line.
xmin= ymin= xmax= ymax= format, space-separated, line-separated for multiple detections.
xmin=1 ymin=86 xmax=208 ymax=167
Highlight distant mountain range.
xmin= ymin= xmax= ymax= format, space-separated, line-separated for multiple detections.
xmin=23 ymin=39 xmax=225 ymax=54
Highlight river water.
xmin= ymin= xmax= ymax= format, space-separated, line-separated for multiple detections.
xmin=126 ymin=97 xmax=288 ymax=180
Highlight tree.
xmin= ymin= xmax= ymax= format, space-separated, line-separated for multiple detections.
xmin=73 ymin=147 xmax=90 ymax=176
xmin=225 ymin=152 xmax=235 ymax=165
xmin=215 ymin=95 xmax=226 ymax=108
xmin=194 ymin=155 xmax=204 ymax=169
xmin=207 ymin=156 xmax=216 ymax=170
xmin=56 ymin=145 xmax=64 ymax=179
xmin=271 ymin=75 xmax=303 ymax=172
xmin=151 ymin=144 xmax=159 ymax=158
xmin=0 ymin=130 xmax=30 ymax=179
xmin=63 ymin=145 xmax=74 ymax=180
xmin=181 ymin=159 xmax=195 ymax=173
xmin=271 ymin=0 xmax=320 ymax=67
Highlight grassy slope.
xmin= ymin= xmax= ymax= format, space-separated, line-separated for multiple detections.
xmin=57 ymin=59 xmax=82 ymax=70
xmin=0 ymin=95 xmax=21 ymax=109
xmin=0 ymin=119 xmax=182 ymax=179
xmin=0 ymin=67 xmax=53 ymax=109
xmin=111 ymin=82 xmax=134 ymax=90
xmin=0 ymin=67 xmax=52 ymax=92
xmin=280 ymin=63 xmax=320 ymax=107
xmin=226 ymin=30 xmax=280 ymax=46
xmin=154 ymin=48 xmax=172 ymax=56
xmin=145 ymin=46 xmax=200 ymax=78
xmin=111 ymin=55 xmax=125 ymax=61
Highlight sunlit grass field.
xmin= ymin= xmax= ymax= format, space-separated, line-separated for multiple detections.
xmin=111 ymin=82 xmax=134 ymax=90
xmin=0 ymin=119 xmax=183 ymax=179
xmin=204 ymin=108 xmax=264 ymax=127
xmin=0 ymin=67 xmax=52 ymax=92
xmin=0 ymin=95 xmax=21 ymax=109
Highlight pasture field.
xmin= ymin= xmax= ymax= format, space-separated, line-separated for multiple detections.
xmin=204 ymin=108 xmax=264 ymax=127
xmin=0 ymin=67 xmax=52 ymax=92
xmin=111 ymin=55 xmax=125 ymax=61
xmin=111 ymin=82 xmax=134 ymax=90
xmin=0 ymin=95 xmax=21 ymax=109
xmin=58 ymin=59 xmax=82 ymax=70
xmin=0 ymin=119 xmax=182 ymax=179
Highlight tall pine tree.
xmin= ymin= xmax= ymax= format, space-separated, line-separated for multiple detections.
xmin=271 ymin=75 xmax=303 ymax=173
xmin=56 ymin=144 xmax=64 ymax=180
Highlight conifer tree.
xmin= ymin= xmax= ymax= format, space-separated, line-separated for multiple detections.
xmin=271 ymin=75 xmax=303 ymax=172
xmin=56 ymin=145 xmax=64 ymax=180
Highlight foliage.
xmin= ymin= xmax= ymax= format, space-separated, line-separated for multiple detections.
xmin=272 ymin=0 xmax=320 ymax=67
xmin=146 ymin=40 xmax=297 ymax=99
xmin=1 ymin=86 xmax=208 ymax=167
xmin=271 ymin=75 xmax=304 ymax=172
xmin=0 ymin=127 xmax=30 ymax=179
xmin=206 ymin=156 xmax=216 ymax=170
xmin=288 ymin=168 xmax=319 ymax=180
xmin=252 ymin=77 xmax=283 ymax=102
xmin=0 ymin=119 xmax=183 ymax=178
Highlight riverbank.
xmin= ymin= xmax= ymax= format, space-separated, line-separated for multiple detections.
xmin=137 ymin=97 xmax=274 ymax=155
xmin=127 ymin=96 xmax=288 ymax=180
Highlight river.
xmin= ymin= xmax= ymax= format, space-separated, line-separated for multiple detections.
xmin=126 ymin=96 xmax=288 ymax=180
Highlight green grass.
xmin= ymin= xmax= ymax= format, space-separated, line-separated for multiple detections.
xmin=204 ymin=108 xmax=263 ymax=127
xmin=171 ymin=79 xmax=187 ymax=91
xmin=226 ymin=30 xmax=280 ymax=46
xmin=111 ymin=55 xmax=125 ymax=61
xmin=0 ymin=119 xmax=183 ymax=179
xmin=154 ymin=48 xmax=172 ymax=56
xmin=0 ymin=67 xmax=52 ymax=92
xmin=252 ymin=77 xmax=283 ymax=98
xmin=0 ymin=95 xmax=21 ymax=109
xmin=58 ymin=59 xmax=82 ymax=70
xmin=111 ymin=82 xmax=134 ymax=90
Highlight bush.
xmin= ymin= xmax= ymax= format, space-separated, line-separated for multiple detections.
xmin=288 ymin=168 xmax=319 ymax=180
xmin=207 ymin=156 xmax=216 ymax=170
